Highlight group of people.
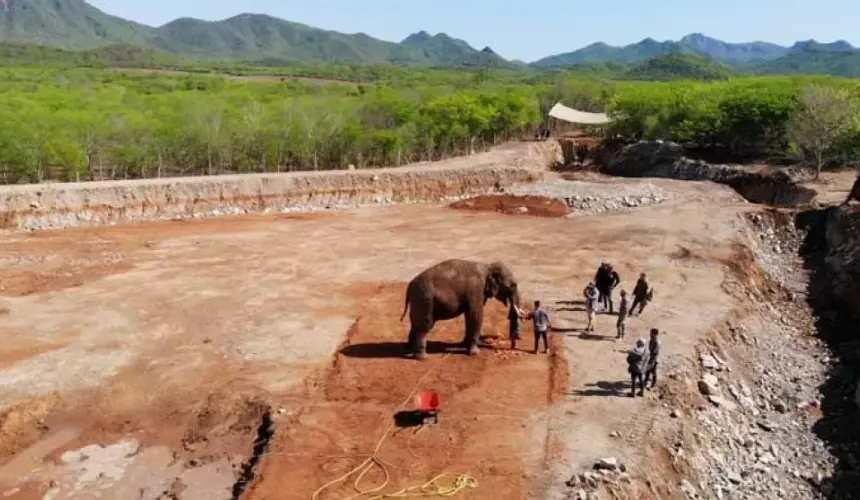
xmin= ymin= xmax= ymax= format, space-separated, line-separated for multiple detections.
xmin=505 ymin=262 xmax=661 ymax=397
xmin=583 ymin=263 xmax=654 ymax=339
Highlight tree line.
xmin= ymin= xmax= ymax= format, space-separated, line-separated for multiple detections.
xmin=0 ymin=68 xmax=540 ymax=183
xmin=0 ymin=67 xmax=857 ymax=184
xmin=604 ymin=76 xmax=860 ymax=177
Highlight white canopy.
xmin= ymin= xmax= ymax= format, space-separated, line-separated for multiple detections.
xmin=547 ymin=102 xmax=611 ymax=125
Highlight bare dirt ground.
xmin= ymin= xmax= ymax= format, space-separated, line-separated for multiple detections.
xmin=4 ymin=145 xmax=848 ymax=499
xmin=0 ymin=171 xmax=755 ymax=499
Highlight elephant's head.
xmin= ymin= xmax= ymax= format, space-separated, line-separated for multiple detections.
xmin=484 ymin=262 xmax=519 ymax=306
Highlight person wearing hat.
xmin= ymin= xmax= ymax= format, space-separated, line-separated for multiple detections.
xmin=616 ymin=289 xmax=630 ymax=340
xmin=627 ymin=338 xmax=650 ymax=397
xmin=583 ymin=280 xmax=600 ymax=332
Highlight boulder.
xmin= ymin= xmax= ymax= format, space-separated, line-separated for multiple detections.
xmin=698 ymin=375 xmax=721 ymax=396
xmin=594 ymin=457 xmax=621 ymax=471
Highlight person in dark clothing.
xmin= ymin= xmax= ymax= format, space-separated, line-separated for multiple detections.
xmin=644 ymin=328 xmax=661 ymax=389
xmin=627 ymin=338 xmax=649 ymax=397
xmin=630 ymin=273 xmax=650 ymax=316
xmin=594 ymin=263 xmax=621 ymax=313
xmin=603 ymin=265 xmax=621 ymax=313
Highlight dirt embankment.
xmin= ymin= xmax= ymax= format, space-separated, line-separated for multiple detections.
xmin=0 ymin=161 xmax=543 ymax=231
xmin=602 ymin=141 xmax=817 ymax=207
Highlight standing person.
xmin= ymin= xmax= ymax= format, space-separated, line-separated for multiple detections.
xmin=583 ymin=281 xmax=600 ymax=333
xmin=605 ymin=264 xmax=621 ymax=313
xmin=630 ymin=273 xmax=650 ymax=316
xmin=594 ymin=263 xmax=610 ymax=312
xmin=626 ymin=338 xmax=650 ymax=397
xmin=616 ymin=290 xmax=630 ymax=340
xmin=526 ymin=300 xmax=552 ymax=355
xmin=644 ymin=328 xmax=661 ymax=390
xmin=508 ymin=302 xmax=525 ymax=350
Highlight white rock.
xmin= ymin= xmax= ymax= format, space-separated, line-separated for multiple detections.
xmin=699 ymin=376 xmax=721 ymax=396
xmin=594 ymin=457 xmax=620 ymax=471
xmin=701 ymin=353 xmax=721 ymax=370
xmin=708 ymin=395 xmax=738 ymax=411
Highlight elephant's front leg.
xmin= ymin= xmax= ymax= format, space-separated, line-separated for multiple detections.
xmin=463 ymin=308 xmax=483 ymax=356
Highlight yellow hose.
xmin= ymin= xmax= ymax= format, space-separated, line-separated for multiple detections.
xmin=311 ymin=353 xmax=477 ymax=499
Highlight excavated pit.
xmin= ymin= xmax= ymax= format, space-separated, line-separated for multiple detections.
xmin=669 ymin=203 xmax=860 ymax=499
xmin=795 ymin=205 xmax=860 ymax=496
xmin=601 ymin=140 xmax=817 ymax=207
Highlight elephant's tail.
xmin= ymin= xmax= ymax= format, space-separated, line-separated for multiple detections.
xmin=399 ymin=289 xmax=410 ymax=322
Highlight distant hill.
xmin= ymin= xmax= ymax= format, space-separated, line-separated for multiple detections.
xmin=0 ymin=0 xmax=511 ymax=68
xmin=1 ymin=0 xmax=859 ymax=77
xmin=751 ymin=42 xmax=860 ymax=78
xmin=623 ymin=52 xmax=735 ymax=81
xmin=532 ymin=33 xmax=856 ymax=70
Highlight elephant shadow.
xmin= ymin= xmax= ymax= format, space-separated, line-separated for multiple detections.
xmin=556 ymin=300 xmax=587 ymax=307
xmin=578 ymin=333 xmax=616 ymax=342
xmin=340 ymin=341 xmax=462 ymax=359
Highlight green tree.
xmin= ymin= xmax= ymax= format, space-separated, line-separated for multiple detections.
xmin=787 ymin=83 xmax=859 ymax=179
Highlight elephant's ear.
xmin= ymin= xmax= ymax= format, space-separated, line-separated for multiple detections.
xmin=484 ymin=268 xmax=502 ymax=299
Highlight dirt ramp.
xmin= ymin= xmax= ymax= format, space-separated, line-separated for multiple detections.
xmin=246 ymin=282 xmax=567 ymax=500
xmin=449 ymin=195 xmax=570 ymax=218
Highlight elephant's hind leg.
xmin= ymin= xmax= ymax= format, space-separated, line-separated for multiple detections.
xmin=407 ymin=301 xmax=434 ymax=360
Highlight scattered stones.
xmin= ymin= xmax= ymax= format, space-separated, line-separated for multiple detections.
xmin=505 ymin=180 xmax=675 ymax=217
xmin=663 ymin=211 xmax=838 ymax=500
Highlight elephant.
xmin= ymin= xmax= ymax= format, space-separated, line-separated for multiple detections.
xmin=399 ymin=259 xmax=520 ymax=360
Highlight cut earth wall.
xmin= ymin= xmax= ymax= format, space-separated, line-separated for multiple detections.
xmin=0 ymin=165 xmax=543 ymax=230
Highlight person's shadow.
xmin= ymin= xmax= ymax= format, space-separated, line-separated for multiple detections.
xmin=571 ymin=380 xmax=630 ymax=397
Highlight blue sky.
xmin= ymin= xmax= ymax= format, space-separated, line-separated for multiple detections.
xmin=89 ymin=0 xmax=858 ymax=62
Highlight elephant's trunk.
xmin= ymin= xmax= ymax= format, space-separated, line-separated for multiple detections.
xmin=511 ymin=289 xmax=521 ymax=307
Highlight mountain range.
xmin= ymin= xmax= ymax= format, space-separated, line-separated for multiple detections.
xmin=1 ymin=0 xmax=859 ymax=76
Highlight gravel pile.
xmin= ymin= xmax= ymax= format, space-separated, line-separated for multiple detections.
xmin=504 ymin=180 xmax=676 ymax=216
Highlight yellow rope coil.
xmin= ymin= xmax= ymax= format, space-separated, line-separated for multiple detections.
xmin=311 ymin=353 xmax=477 ymax=500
